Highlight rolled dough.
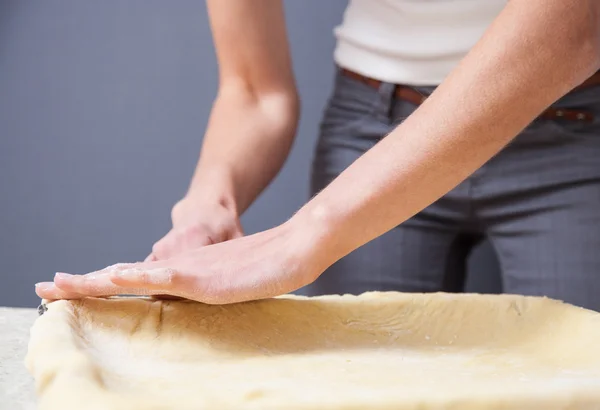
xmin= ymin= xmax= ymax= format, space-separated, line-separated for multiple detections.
xmin=25 ymin=292 xmax=600 ymax=410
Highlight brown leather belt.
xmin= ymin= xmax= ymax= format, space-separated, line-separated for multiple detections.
xmin=340 ymin=68 xmax=599 ymax=123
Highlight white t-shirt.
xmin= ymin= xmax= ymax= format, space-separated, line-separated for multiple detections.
xmin=334 ymin=0 xmax=507 ymax=86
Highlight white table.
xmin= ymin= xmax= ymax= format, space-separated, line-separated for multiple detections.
xmin=0 ymin=307 xmax=38 ymax=410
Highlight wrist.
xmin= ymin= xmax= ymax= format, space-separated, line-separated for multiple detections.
xmin=283 ymin=203 xmax=346 ymax=277
xmin=184 ymin=166 xmax=239 ymax=216
xmin=171 ymin=171 xmax=239 ymax=231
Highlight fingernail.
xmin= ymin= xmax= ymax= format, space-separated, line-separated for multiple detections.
xmin=35 ymin=282 xmax=52 ymax=290
xmin=55 ymin=272 xmax=72 ymax=280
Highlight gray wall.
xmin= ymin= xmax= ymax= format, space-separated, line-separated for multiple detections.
xmin=0 ymin=1 xmax=500 ymax=308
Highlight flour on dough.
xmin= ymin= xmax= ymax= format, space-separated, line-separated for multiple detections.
xmin=25 ymin=292 xmax=600 ymax=410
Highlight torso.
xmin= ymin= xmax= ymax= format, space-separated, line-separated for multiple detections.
xmin=334 ymin=0 xmax=507 ymax=85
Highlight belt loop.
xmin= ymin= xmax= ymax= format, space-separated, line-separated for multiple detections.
xmin=375 ymin=82 xmax=396 ymax=123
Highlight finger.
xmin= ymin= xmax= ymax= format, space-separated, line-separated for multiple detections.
xmin=185 ymin=232 xmax=214 ymax=249
xmin=35 ymin=281 xmax=83 ymax=300
xmin=109 ymin=267 xmax=182 ymax=291
xmin=55 ymin=272 xmax=159 ymax=297
xmin=144 ymin=253 xmax=157 ymax=262
xmin=53 ymin=263 xmax=166 ymax=297
xmin=229 ymin=227 xmax=244 ymax=240
xmin=53 ymin=272 xmax=134 ymax=297
xmin=154 ymin=227 xmax=221 ymax=260
xmin=234 ymin=220 xmax=245 ymax=238
xmin=152 ymin=231 xmax=180 ymax=260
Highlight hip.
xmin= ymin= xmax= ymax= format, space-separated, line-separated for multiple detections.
xmin=313 ymin=69 xmax=600 ymax=190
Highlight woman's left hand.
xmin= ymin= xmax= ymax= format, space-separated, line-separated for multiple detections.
xmin=35 ymin=220 xmax=327 ymax=304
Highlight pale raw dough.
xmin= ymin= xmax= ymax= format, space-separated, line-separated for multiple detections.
xmin=25 ymin=292 xmax=600 ymax=410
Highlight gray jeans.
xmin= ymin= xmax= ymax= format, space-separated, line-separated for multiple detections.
xmin=301 ymin=70 xmax=600 ymax=311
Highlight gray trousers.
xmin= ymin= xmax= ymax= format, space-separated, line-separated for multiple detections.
xmin=301 ymin=70 xmax=600 ymax=311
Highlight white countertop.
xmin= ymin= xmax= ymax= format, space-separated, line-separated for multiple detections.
xmin=0 ymin=307 xmax=38 ymax=410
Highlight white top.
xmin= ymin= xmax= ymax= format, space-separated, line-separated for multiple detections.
xmin=334 ymin=0 xmax=507 ymax=86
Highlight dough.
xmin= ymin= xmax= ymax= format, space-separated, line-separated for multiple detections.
xmin=25 ymin=292 xmax=600 ymax=410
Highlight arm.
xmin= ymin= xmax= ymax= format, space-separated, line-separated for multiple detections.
xmin=194 ymin=0 xmax=298 ymax=214
xmin=39 ymin=0 xmax=600 ymax=304
xmin=296 ymin=0 xmax=600 ymax=268
xmin=148 ymin=0 xmax=298 ymax=259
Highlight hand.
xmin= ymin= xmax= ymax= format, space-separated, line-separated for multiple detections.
xmin=34 ymin=219 xmax=329 ymax=304
xmin=146 ymin=196 xmax=243 ymax=262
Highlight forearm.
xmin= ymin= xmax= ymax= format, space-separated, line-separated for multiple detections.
xmin=181 ymin=0 xmax=297 ymax=215
xmin=187 ymin=85 xmax=298 ymax=214
xmin=295 ymin=0 xmax=600 ymax=269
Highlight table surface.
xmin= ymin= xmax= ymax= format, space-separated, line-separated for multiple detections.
xmin=0 ymin=306 xmax=38 ymax=410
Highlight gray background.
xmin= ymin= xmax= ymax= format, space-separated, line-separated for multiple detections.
xmin=0 ymin=0 xmax=500 ymax=308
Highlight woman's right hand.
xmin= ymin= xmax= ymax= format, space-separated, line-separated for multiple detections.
xmin=146 ymin=196 xmax=244 ymax=262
